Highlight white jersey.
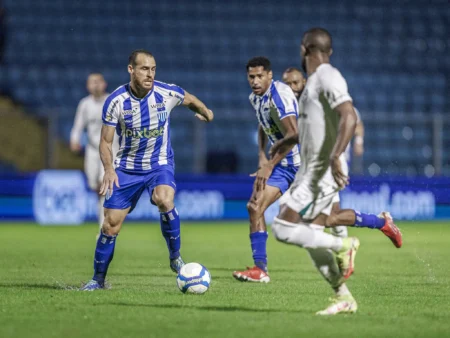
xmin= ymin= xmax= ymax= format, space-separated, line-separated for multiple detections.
xmin=298 ymin=63 xmax=352 ymax=169
xmin=102 ymin=81 xmax=185 ymax=172
xmin=249 ymin=81 xmax=301 ymax=167
xmin=70 ymin=94 xmax=109 ymax=150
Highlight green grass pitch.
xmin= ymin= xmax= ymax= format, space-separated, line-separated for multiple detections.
xmin=0 ymin=221 xmax=449 ymax=338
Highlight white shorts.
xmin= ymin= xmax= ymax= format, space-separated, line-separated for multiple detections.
xmin=84 ymin=145 xmax=104 ymax=191
xmin=279 ymin=156 xmax=348 ymax=220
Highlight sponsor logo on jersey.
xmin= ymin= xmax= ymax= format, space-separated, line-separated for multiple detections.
xmin=122 ymin=108 xmax=139 ymax=116
xmin=169 ymin=91 xmax=183 ymax=100
xmin=263 ymin=124 xmax=281 ymax=136
xmin=151 ymin=102 xmax=166 ymax=109
xmin=121 ymin=127 xmax=165 ymax=138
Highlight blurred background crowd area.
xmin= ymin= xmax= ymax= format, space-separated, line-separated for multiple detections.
xmin=0 ymin=0 xmax=448 ymax=177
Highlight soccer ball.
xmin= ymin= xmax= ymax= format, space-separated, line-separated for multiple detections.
xmin=176 ymin=263 xmax=211 ymax=294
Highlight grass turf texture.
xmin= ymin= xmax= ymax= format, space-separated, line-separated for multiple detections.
xmin=0 ymin=222 xmax=449 ymax=338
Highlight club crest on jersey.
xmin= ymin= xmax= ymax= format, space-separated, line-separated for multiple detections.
xmin=157 ymin=111 xmax=168 ymax=122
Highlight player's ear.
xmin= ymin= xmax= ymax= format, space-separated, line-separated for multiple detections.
xmin=329 ymin=48 xmax=333 ymax=57
xmin=268 ymin=70 xmax=273 ymax=80
xmin=128 ymin=64 xmax=133 ymax=74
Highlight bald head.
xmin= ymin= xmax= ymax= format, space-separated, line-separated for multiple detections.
xmin=302 ymin=28 xmax=332 ymax=55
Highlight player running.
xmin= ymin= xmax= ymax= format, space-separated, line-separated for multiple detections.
xmin=282 ymin=67 xmax=365 ymax=239
xmin=81 ymin=50 xmax=214 ymax=291
xmin=270 ymin=28 xmax=402 ymax=314
xmin=70 ymin=73 xmax=118 ymax=236
xmin=233 ymin=57 xmax=300 ymax=283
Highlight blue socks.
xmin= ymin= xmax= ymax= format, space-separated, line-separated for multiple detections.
xmin=250 ymin=231 xmax=268 ymax=272
xmin=160 ymin=207 xmax=181 ymax=260
xmin=354 ymin=210 xmax=385 ymax=229
xmin=93 ymin=232 xmax=117 ymax=285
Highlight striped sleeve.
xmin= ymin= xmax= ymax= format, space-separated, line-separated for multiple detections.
xmin=102 ymin=86 xmax=126 ymax=126
xmin=154 ymin=81 xmax=185 ymax=107
xmin=271 ymin=83 xmax=298 ymax=120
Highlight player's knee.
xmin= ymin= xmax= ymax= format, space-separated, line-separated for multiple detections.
xmin=153 ymin=194 xmax=174 ymax=212
xmin=102 ymin=216 xmax=122 ymax=236
xmin=246 ymin=200 xmax=258 ymax=216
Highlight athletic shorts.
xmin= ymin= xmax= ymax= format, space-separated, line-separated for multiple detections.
xmin=103 ymin=165 xmax=176 ymax=213
xmin=84 ymin=146 xmax=104 ymax=191
xmin=279 ymin=156 xmax=348 ymax=220
xmin=266 ymin=164 xmax=298 ymax=194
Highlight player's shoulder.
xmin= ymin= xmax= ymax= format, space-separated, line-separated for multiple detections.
xmin=154 ymin=80 xmax=184 ymax=96
xmin=104 ymin=84 xmax=128 ymax=110
xmin=271 ymin=80 xmax=295 ymax=98
xmin=78 ymin=95 xmax=92 ymax=105
xmin=316 ymin=64 xmax=346 ymax=83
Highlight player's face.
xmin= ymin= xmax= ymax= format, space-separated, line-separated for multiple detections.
xmin=247 ymin=66 xmax=273 ymax=96
xmin=282 ymin=71 xmax=306 ymax=99
xmin=86 ymin=74 xmax=106 ymax=97
xmin=128 ymin=54 xmax=156 ymax=91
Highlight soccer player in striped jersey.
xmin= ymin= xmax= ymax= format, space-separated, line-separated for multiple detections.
xmin=81 ymin=50 xmax=213 ymax=291
xmin=233 ymin=57 xmax=300 ymax=283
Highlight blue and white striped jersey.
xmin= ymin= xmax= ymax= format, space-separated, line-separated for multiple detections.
xmin=102 ymin=81 xmax=185 ymax=171
xmin=249 ymin=80 xmax=301 ymax=167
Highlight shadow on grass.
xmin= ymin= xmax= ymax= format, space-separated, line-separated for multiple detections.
xmin=108 ymin=301 xmax=306 ymax=314
xmin=0 ymin=282 xmax=71 ymax=290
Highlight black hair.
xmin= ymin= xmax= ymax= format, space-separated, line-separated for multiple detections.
xmin=128 ymin=49 xmax=154 ymax=67
xmin=246 ymin=56 xmax=271 ymax=72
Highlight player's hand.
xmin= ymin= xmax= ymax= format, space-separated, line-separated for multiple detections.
xmin=250 ymin=162 xmax=274 ymax=192
xmin=195 ymin=109 xmax=213 ymax=122
xmin=100 ymin=168 xmax=120 ymax=198
xmin=330 ymin=156 xmax=349 ymax=189
xmin=70 ymin=142 xmax=82 ymax=152
xmin=353 ymin=143 xmax=364 ymax=157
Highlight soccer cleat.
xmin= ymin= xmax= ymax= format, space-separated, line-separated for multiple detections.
xmin=170 ymin=256 xmax=186 ymax=273
xmin=232 ymin=266 xmax=270 ymax=283
xmin=378 ymin=212 xmax=402 ymax=248
xmin=316 ymin=295 xmax=358 ymax=315
xmin=80 ymin=279 xmax=104 ymax=291
xmin=336 ymin=237 xmax=360 ymax=279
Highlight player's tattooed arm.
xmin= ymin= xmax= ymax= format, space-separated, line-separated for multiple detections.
xmin=330 ymin=101 xmax=357 ymax=188
xmin=183 ymin=91 xmax=214 ymax=122
xmin=99 ymin=125 xmax=119 ymax=196
xmin=268 ymin=115 xmax=299 ymax=165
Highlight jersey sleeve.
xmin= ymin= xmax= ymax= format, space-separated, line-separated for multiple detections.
xmin=271 ymin=85 xmax=298 ymax=120
xmin=102 ymin=97 xmax=120 ymax=127
xmin=318 ymin=66 xmax=352 ymax=109
xmin=70 ymin=99 xmax=87 ymax=144
xmin=168 ymin=84 xmax=185 ymax=106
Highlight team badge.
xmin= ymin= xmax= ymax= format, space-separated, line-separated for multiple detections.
xmin=158 ymin=111 xmax=168 ymax=122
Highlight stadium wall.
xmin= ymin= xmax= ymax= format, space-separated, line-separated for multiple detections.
xmin=0 ymin=171 xmax=449 ymax=223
